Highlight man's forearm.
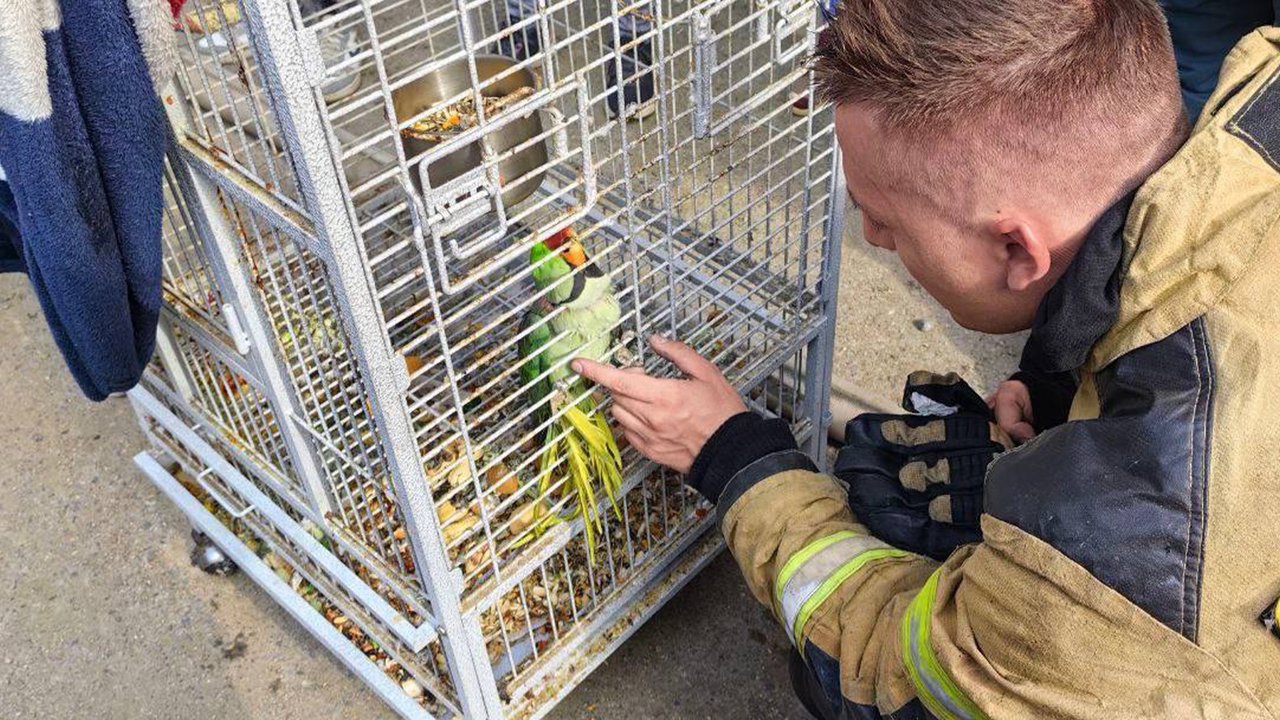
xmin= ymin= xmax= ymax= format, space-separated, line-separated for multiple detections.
xmin=686 ymin=417 xmax=937 ymax=716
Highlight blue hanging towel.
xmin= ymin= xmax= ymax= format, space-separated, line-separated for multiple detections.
xmin=0 ymin=0 xmax=174 ymax=401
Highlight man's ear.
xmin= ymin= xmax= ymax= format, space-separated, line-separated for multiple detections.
xmin=993 ymin=217 xmax=1052 ymax=292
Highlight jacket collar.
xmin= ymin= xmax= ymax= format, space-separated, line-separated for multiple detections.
xmin=1022 ymin=27 xmax=1280 ymax=376
xmin=1019 ymin=192 xmax=1136 ymax=376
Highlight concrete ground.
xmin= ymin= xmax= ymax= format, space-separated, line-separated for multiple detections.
xmin=0 ymin=215 xmax=1022 ymax=719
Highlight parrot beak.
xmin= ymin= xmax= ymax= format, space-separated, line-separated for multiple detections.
xmin=562 ymin=240 xmax=587 ymax=267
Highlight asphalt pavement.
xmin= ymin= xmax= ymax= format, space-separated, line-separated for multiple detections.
xmin=0 ymin=214 xmax=1021 ymax=719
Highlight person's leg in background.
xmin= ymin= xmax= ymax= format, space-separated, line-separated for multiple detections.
xmin=1159 ymin=0 xmax=1276 ymax=122
xmin=608 ymin=5 xmax=657 ymax=119
xmin=498 ymin=0 xmax=543 ymax=58
xmin=497 ymin=0 xmax=656 ymax=119
xmin=294 ymin=0 xmax=365 ymax=102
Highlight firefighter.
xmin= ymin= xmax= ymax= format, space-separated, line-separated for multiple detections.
xmin=574 ymin=0 xmax=1280 ymax=717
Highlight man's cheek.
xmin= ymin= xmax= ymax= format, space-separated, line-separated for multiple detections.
xmin=901 ymin=253 xmax=965 ymax=312
xmin=896 ymin=250 xmax=936 ymax=293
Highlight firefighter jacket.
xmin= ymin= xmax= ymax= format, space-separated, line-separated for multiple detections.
xmin=687 ymin=26 xmax=1280 ymax=720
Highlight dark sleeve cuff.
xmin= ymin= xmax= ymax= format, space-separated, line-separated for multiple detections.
xmin=1010 ymin=369 xmax=1078 ymax=432
xmin=685 ymin=411 xmax=799 ymax=501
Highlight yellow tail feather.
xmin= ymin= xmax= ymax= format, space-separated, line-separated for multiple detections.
xmin=516 ymin=402 xmax=624 ymax=562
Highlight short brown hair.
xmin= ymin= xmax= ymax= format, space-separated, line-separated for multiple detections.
xmin=814 ymin=0 xmax=1182 ymax=134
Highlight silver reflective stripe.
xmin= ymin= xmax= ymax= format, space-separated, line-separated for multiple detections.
xmin=778 ymin=534 xmax=891 ymax=646
xmin=905 ymin=593 xmax=977 ymax=720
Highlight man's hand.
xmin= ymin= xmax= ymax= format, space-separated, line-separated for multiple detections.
xmin=572 ymin=335 xmax=747 ymax=474
xmin=987 ymin=379 xmax=1036 ymax=443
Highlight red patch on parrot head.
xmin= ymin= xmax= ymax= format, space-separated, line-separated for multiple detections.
xmin=544 ymin=226 xmax=576 ymax=250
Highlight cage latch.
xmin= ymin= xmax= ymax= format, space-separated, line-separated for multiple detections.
xmin=772 ymin=0 xmax=812 ymax=67
xmin=690 ymin=11 xmax=715 ymax=139
xmin=418 ymin=164 xmax=500 ymax=237
xmin=691 ymin=1 xmax=812 ymax=138
xmin=221 ymin=303 xmax=252 ymax=355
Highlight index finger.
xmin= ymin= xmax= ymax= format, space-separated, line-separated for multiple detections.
xmin=572 ymin=358 xmax=664 ymax=402
xmin=648 ymin=335 xmax=719 ymax=381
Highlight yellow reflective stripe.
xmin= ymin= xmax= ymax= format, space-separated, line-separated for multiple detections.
xmin=900 ymin=569 xmax=989 ymax=720
xmin=775 ymin=531 xmax=910 ymax=647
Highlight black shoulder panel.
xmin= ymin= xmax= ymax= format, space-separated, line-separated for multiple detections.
xmin=984 ymin=318 xmax=1215 ymax=640
xmin=1227 ymin=64 xmax=1280 ymax=173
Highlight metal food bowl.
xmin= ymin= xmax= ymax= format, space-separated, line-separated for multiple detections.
xmin=393 ymin=56 xmax=548 ymax=210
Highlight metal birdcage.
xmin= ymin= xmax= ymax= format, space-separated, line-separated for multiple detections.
xmin=126 ymin=0 xmax=845 ymax=714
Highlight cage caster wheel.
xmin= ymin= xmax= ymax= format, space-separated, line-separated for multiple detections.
xmin=191 ymin=530 xmax=238 ymax=576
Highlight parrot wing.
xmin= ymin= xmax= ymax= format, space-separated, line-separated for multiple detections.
xmin=519 ymin=307 xmax=554 ymax=403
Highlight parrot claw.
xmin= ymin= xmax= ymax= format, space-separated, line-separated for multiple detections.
xmin=548 ymin=381 xmax=572 ymax=410
xmin=614 ymin=331 xmax=641 ymax=368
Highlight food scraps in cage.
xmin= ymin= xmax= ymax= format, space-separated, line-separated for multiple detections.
xmin=172 ymin=470 xmax=442 ymax=709
xmin=182 ymin=1 xmax=241 ymax=33
xmin=401 ymin=87 xmax=536 ymax=143
xmin=479 ymin=470 xmax=700 ymax=673
xmin=216 ymin=463 xmax=700 ymax=686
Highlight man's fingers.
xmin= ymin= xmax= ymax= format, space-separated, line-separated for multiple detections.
xmin=611 ymin=403 xmax=651 ymax=433
xmin=993 ymin=388 xmax=1035 ymax=441
xmin=649 ymin=335 xmax=718 ymax=380
xmin=572 ymin=358 xmax=661 ymax=401
xmin=992 ymin=392 xmax=1022 ymax=426
xmin=1008 ymin=421 xmax=1036 ymax=443
xmin=623 ymin=430 xmax=653 ymax=458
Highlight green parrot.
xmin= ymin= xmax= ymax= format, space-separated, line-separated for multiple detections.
xmin=516 ymin=227 xmax=623 ymax=558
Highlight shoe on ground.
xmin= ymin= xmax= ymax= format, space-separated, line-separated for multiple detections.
xmin=493 ymin=17 xmax=541 ymax=61
xmin=791 ymin=95 xmax=810 ymax=116
xmin=606 ymin=40 xmax=657 ymax=121
xmin=320 ymin=28 xmax=363 ymax=103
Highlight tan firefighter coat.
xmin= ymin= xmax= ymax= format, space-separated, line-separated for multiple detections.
xmin=715 ymin=27 xmax=1280 ymax=720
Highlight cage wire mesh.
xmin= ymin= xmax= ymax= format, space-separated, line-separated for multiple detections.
xmin=132 ymin=0 xmax=843 ymax=714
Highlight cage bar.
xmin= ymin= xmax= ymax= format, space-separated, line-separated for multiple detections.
xmin=129 ymin=0 xmax=843 ymax=715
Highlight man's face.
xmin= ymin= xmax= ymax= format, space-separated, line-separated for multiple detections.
xmin=834 ymin=104 xmax=1048 ymax=334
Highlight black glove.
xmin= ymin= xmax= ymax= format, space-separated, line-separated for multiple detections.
xmin=833 ymin=371 xmax=1013 ymax=561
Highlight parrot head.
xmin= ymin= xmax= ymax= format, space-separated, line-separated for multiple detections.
xmin=530 ymin=226 xmax=602 ymax=306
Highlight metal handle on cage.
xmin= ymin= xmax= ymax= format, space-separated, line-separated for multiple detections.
xmin=416 ymin=86 xmax=574 ymax=262
xmin=691 ymin=0 xmax=814 ymax=138
xmin=405 ymin=76 xmax=599 ymax=296
xmin=221 ymin=303 xmax=252 ymax=355
xmin=691 ymin=11 xmax=716 ymax=139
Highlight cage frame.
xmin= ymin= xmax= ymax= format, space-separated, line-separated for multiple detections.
xmin=129 ymin=0 xmax=849 ymax=714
